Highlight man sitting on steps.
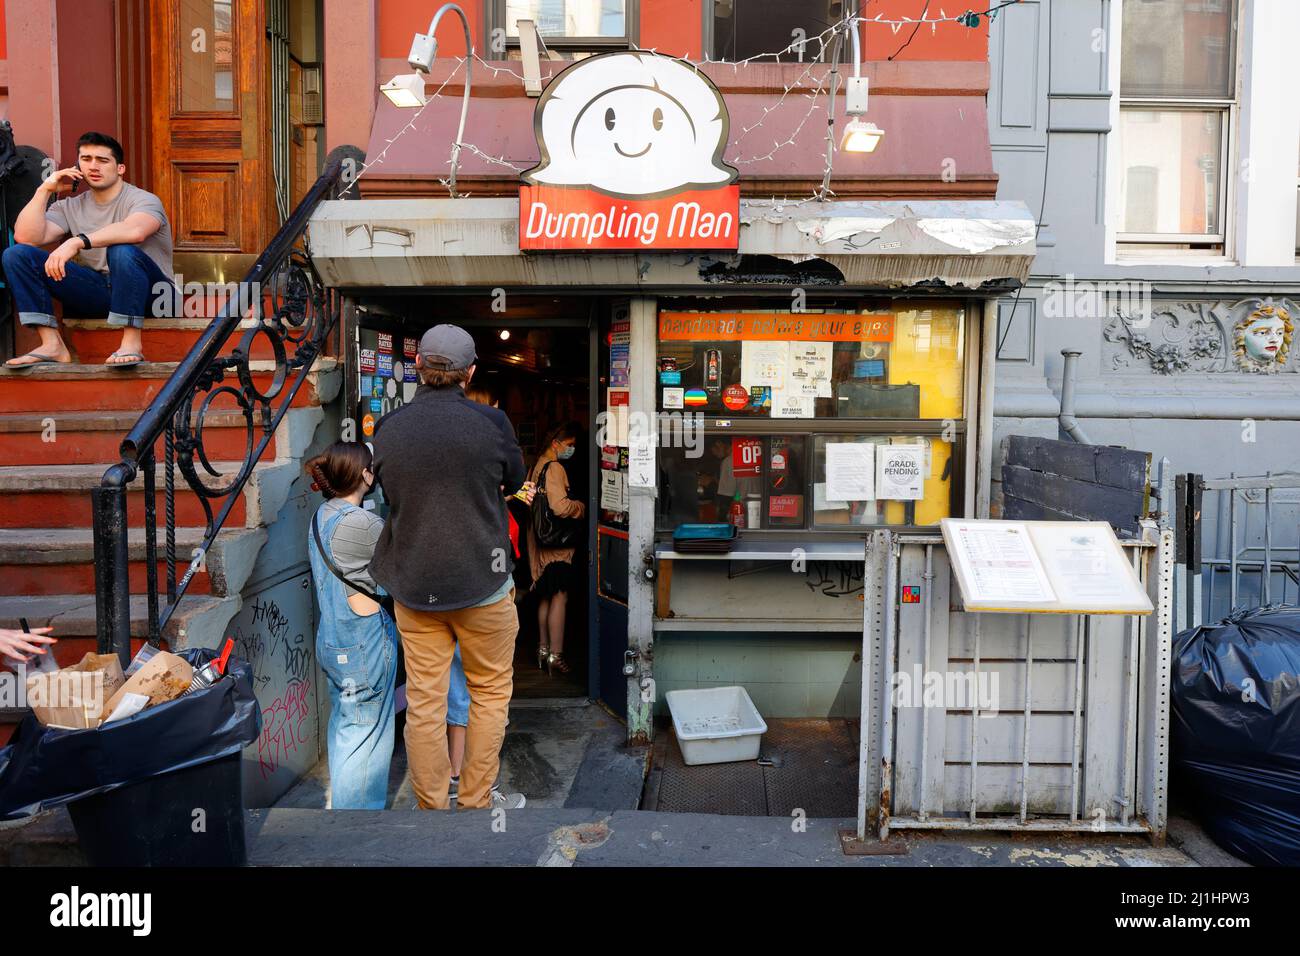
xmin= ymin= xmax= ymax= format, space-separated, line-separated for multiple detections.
xmin=2 ymin=131 xmax=174 ymax=369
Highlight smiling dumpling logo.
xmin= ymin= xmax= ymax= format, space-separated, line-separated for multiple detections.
xmin=523 ymin=52 xmax=738 ymax=199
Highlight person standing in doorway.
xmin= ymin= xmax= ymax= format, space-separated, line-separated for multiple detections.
xmin=305 ymin=441 xmax=399 ymax=810
xmin=370 ymin=324 xmax=530 ymax=812
xmin=529 ymin=422 xmax=587 ymax=676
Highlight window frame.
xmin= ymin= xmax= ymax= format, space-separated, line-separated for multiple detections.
xmin=705 ymin=0 xmax=842 ymax=64
xmin=650 ymin=296 xmax=979 ymax=536
xmin=1115 ymin=0 xmax=1242 ymax=251
xmin=489 ymin=0 xmax=640 ymax=56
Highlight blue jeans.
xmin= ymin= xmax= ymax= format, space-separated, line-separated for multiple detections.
xmin=448 ymin=642 xmax=469 ymax=728
xmin=317 ymin=607 xmax=400 ymax=809
xmin=1 ymin=242 xmax=175 ymax=330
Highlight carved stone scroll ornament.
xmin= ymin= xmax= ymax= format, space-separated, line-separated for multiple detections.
xmin=1103 ymin=297 xmax=1298 ymax=375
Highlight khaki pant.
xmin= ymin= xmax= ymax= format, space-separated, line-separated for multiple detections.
xmin=394 ymin=592 xmax=517 ymax=809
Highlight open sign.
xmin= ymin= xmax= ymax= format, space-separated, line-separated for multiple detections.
xmin=733 ymin=438 xmax=762 ymax=477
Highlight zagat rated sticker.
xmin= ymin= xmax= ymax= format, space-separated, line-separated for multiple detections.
xmin=360 ymin=349 xmax=377 ymax=373
xmin=722 ymin=383 xmax=749 ymax=411
xmin=403 ymin=337 xmax=418 ymax=358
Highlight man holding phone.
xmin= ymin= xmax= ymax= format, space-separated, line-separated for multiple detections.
xmin=2 ymin=131 xmax=174 ymax=369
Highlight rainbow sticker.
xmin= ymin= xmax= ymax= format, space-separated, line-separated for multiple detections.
xmin=683 ymin=388 xmax=709 ymax=407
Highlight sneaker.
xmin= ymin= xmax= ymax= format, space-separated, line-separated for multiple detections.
xmin=490 ymin=787 xmax=526 ymax=810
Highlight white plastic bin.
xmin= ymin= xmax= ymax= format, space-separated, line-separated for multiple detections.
xmin=665 ymin=686 xmax=768 ymax=766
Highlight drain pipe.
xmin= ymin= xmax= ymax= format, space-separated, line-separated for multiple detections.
xmin=1058 ymin=349 xmax=1094 ymax=445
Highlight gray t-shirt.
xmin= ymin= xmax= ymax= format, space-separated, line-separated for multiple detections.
xmin=319 ymin=499 xmax=384 ymax=598
xmin=45 ymin=182 xmax=173 ymax=276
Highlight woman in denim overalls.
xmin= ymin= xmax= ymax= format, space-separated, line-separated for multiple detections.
xmin=305 ymin=442 xmax=399 ymax=809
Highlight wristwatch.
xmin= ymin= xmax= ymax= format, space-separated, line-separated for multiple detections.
xmin=77 ymin=233 xmax=92 ymax=250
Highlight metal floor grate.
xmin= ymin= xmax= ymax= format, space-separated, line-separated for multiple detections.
xmin=646 ymin=719 xmax=859 ymax=818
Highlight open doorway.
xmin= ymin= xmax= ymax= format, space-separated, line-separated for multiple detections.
xmin=350 ymin=294 xmax=606 ymax=704
xmin=464 ymin=323 xmax=591 ymax=699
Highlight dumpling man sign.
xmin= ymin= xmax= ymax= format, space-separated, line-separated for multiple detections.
xmin=520 ymin=52 xmax=740 ymax=251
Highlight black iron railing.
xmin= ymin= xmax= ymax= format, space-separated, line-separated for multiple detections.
xmin=92 ymin=159 xmax=345 ymax=664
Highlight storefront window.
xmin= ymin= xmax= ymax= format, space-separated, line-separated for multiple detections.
xmin=655 ymin=304 xmax=964 ymax=419
xmin=810 ymin=435 xmax=954 ymax=529
xmin=654 ymin=299 xmax=967 ymax=533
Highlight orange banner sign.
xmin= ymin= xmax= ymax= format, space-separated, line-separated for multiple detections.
xmin=658 ymin=312 xmax=895 ymax=343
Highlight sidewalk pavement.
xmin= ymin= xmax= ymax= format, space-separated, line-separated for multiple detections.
xmin=0 ymin=699 xmax=1237 ymax=867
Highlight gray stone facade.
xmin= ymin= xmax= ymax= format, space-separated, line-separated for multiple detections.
xmin=987 ymin=0 xmax=1300 ymax=616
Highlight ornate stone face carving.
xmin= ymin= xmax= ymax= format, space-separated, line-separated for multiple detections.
xmin=1103 ymin=297 xmax=1298 ymax=375
xmin=1234 ymin=304 xmax=1291 ymax=372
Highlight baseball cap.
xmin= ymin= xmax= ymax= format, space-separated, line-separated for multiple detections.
xmin=418 ymin=324 xmax=477 ymax=370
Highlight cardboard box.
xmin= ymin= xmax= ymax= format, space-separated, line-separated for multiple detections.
xmin=100 ymin=651 xmax=193 ymax=721
xmin=26 ymin=652 xmax=125 ymax=730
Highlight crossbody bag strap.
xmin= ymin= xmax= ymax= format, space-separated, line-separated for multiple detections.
xmin=311 ymin=510 xmax=383 ymax=605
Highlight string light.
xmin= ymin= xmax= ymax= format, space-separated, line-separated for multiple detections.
xmin=344 ymin=2 xmax=1020 ymax=201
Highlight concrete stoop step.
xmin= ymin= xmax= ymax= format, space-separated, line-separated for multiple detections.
xmin=0 ymin=526 xmax=265 ymax=598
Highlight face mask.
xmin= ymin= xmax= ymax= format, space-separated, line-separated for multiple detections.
xmin=557 ymin=445 xmax=576 ymax=460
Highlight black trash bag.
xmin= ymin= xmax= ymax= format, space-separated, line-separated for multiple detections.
xmin=1171 ymin=604 xmax=1300 ymax=867
xmin=0 ymin=647 xmax=261 ymax=820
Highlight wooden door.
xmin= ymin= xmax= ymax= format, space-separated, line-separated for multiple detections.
xmin=148 ymin=0 xmax=272 ymax=257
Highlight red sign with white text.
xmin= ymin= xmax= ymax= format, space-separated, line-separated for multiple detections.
xmin=520 ymin=185 xmax=739 ymax=251
xmin=733 ymin=438 xmax=762 ymax=478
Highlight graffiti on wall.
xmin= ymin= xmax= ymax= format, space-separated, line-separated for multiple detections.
xmin=230 ymin=588 xmax=319 ymax=790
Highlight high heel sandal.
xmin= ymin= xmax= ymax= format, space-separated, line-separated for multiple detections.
xmin=537 ymin=645 xmax=549 ymax=670
xmin=546 ymin=651 xmax=570 ymax=676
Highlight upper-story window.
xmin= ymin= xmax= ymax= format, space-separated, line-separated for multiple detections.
xmin=711 ymin=0 xmax=844 ymax=62
xmin=494 ymin=0 xmax=637 ymax=57
xmin=1117 ymin=0 xmax=1239 ymax=254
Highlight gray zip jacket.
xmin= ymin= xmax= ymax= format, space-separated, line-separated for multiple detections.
xmin=369 ymin=384 xmax=527 ymax=611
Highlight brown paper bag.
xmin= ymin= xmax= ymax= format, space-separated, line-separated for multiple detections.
xmin=26 ymin=652 xmax=125 ymax=729
xmin=100 ymin=650 xmax=194 ymax=722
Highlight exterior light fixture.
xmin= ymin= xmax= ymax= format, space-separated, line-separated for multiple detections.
xmin=841 ymin=118 xmax=885 ymax=153
xmin=840 ymin=20 xmax=885 ymax=154
xmin=499 ymin=329 xmax=511 ymax=340
xmin=380 ymin=3 xmax=475 ymax=196
xmin=380 ymin=73 xmax=427 ymax=108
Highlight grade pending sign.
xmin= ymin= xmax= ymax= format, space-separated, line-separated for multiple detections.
xmin=519 ymin=51 xmax=740 ymax=252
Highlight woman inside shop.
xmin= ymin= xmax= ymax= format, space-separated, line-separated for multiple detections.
xmin=528 ymin=422 xmax=586 ymax=676
xmin=305 ymin=441 xmax=399 ymax=810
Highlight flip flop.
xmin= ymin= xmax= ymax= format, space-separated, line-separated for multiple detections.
xmin=4 ymin=351 xmax=68 ymax=371
xmin=105 ymin=351 xmax=146 ymax=368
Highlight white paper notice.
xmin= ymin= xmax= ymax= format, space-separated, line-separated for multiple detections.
xmin=770 ymin=387 xmax=814 ymax=418
xmin=606 ymin=405 xmax=630 ymax=446
xmin=825 ymin=442 xmax=876 ymax=500
xmin=741 ymin=341 xmax=789 ymax=389
xmin=813 ymin=482 xmax=850 ymax=511
xmin=1029 ymin=524 xmax=1151 ymax=609
xmin=788 ymin=342 xmax=832 ymax=397
xmin=662 ymin=387 xmax=684 ymax=409
xmin=600 ymin=470 xmax=627 ymax=512
xmin=876 ymin=444 xmax=926 ymax=500
xmin=627 ymin=435 xmax=656 ymax=489
xmin=943 ymin=520 xmax=1056 ymax=605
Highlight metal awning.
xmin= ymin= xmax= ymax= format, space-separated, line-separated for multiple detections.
xmin=308 ymin=198 xmax=1036 ymax=292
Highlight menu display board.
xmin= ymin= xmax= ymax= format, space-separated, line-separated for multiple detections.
xmin=940 ymin=519 xmax=1153 ymax=614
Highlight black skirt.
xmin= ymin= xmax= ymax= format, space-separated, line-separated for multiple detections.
xmin=532 ymin=559 xmax=576 ymax=598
